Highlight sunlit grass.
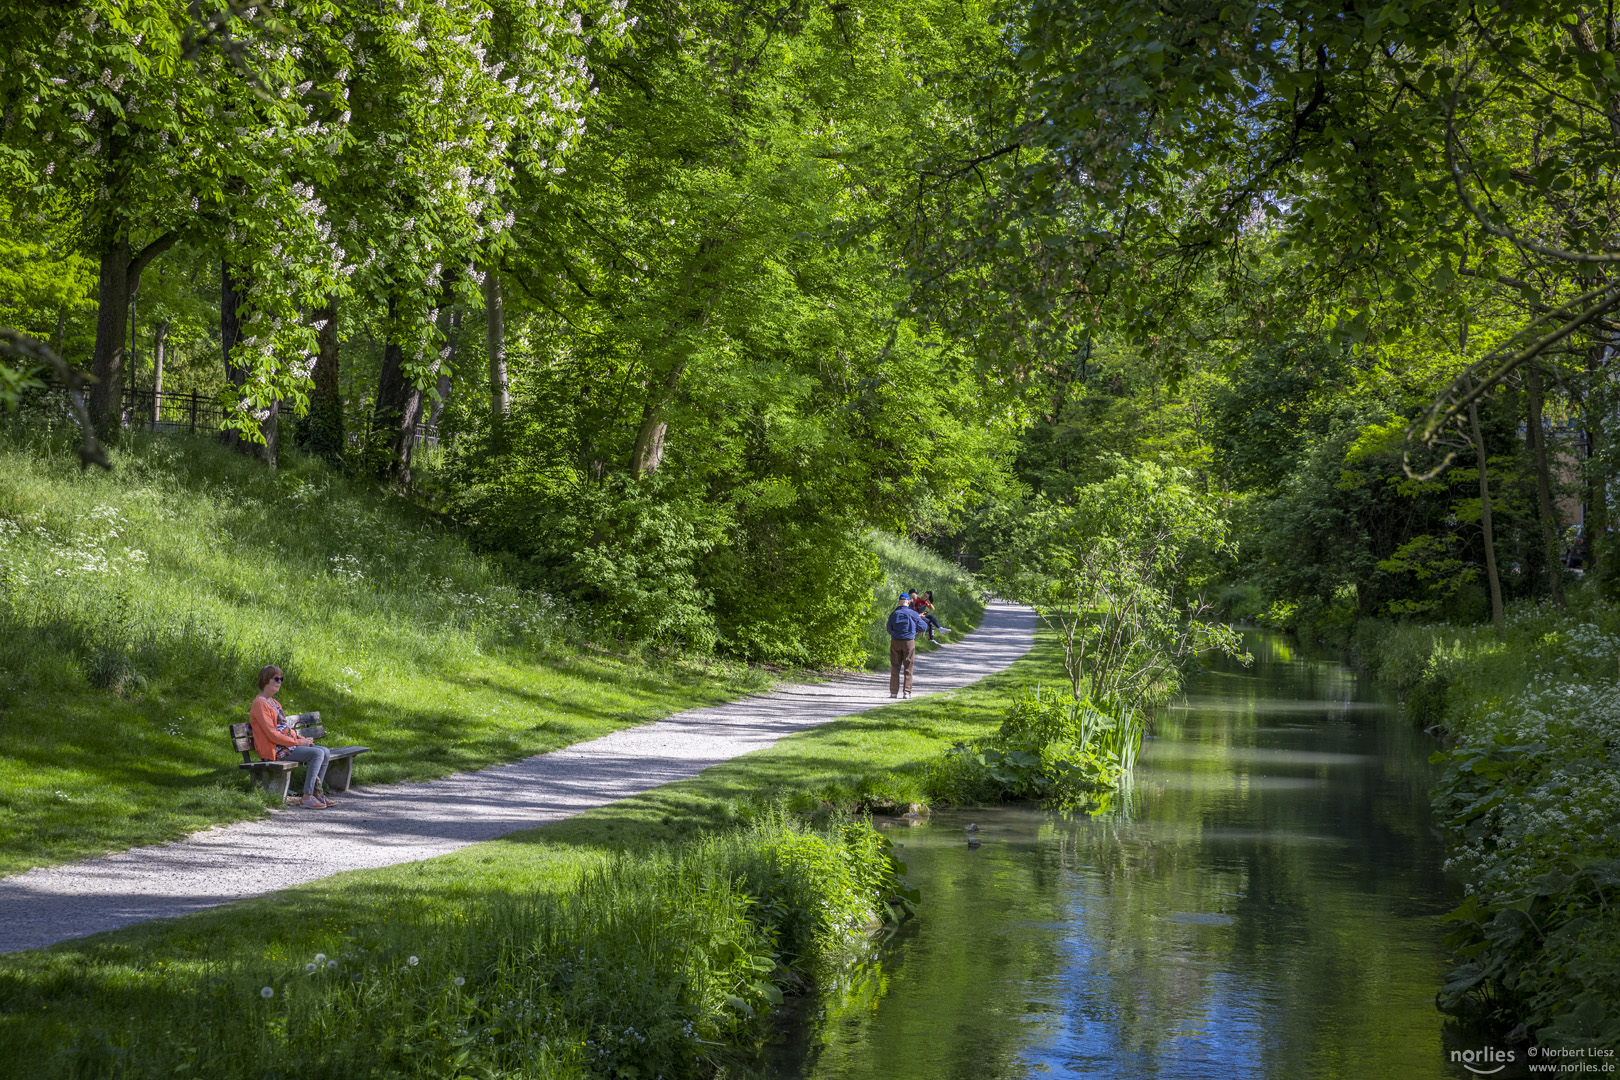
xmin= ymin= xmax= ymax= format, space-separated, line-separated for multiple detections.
xmin=0 ymin=427 xmax=777 ymax=874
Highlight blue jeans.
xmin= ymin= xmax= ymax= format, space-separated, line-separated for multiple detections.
xmin=281 ymin=745 xmax=331 ymax=796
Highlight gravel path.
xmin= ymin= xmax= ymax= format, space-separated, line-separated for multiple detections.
xmin=0 ymin=601 xmax=1034 ymax=954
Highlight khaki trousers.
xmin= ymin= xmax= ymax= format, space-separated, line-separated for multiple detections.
xmin=889 ymin=637 xmax=916 ymax=696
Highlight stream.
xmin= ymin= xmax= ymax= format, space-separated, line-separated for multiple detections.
xmin=766 ymin=632 xmax=1477 ymax=1079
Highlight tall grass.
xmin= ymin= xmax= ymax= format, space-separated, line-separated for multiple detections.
xmin=0 ymin=429 xmax=569 ymax=700
xmin=862 ymin=532 xmax=983 ymax=668
xmin=0 ymin=814 xmax=909 ymax=1080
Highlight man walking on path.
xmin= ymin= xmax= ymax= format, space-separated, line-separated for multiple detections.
xmin=887 ymin=593 xmax=928 ymax=698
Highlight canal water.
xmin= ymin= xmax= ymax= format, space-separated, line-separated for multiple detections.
xmin=766 ymin=633 xmax=1473 ymax=1080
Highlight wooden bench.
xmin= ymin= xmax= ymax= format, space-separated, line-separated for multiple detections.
xmin=227 ymin=712 xmax=370 ymax=799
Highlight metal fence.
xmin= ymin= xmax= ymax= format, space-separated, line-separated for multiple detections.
xmin=120 ymin=386 xmax=225 ymax=435
xmin=38 ymin=384 xmax=445 ymax=453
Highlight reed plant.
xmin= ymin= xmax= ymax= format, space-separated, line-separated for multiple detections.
xmin=926 ymin=685 xmax=1145 ymax=814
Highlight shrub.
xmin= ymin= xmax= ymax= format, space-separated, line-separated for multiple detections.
xmin=706 ymin=517 xmax=880 ymax=668
xmin=560 ymin=476 xmax=723 ymax=652
xmin=926 ymin=686 xmax=1143 ymax=814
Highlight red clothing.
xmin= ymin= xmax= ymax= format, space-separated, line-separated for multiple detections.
xmin=249 ymin=695 xmax=302 ymax=760
xmin=911 ymin=597 xmax=933 ymax=615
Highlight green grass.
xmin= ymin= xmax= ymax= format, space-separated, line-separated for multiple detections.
xmin=862 ymin=532 xmax=985 ymax=669
xmin=0 ymin=630 xmax=1062 ymax=1080
xmin=0 ymin=428 xmax=790 ymax=875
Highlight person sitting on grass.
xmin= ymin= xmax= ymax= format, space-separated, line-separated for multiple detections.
xmin=911 ymin=589 xmax=945 ymax=644
xmin=249 ymin=665 xmax=333 ymax=809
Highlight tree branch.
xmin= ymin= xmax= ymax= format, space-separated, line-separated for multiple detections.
xmin=127 ymin=230 xmax=180 ymax=292
xmin=0 ymin=329 xmax=111 ymax=470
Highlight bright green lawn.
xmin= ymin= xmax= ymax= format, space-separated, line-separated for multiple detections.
xmin=0 ymin=635 xmax=1062 ymax=1079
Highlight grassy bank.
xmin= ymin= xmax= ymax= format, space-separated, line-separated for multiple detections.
xmin=0 ymin=631 xmax=1060 ymax=1080
xmin=1354 ymin=593 xmax=1620 ymax=1049
xmin=3 ymin=816 xmax=908 ymax=1080
xmin=862 ymin=533 xmax=984 ymax=669
xmin=0 ymin=429 xmax=787 ymax=874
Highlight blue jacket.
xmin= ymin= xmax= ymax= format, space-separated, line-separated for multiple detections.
xmin=886 ymin=605 xmax=927 ymax=640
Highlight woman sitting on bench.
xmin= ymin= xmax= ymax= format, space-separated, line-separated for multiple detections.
xmin=249 ymin=665 xmax=333 ymax=809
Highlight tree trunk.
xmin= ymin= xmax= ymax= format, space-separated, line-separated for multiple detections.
xmin=91 ymin=228 xmax=178 ymax=432
xmin=1468 ymin=396 xmax=1505 ymax=631
xmin=221 ymin=259 xmax=246 ymax=388
xmin=428 ymin=306 xmax=458 ymax=434
xmin=484 ymin=264 xmax=509 ymax=447
xmin=261 ymin=395 xmax=280 ymax=470
xmin=1525 ymin=365 xmax=1566 ymax=605
xmin=152 ymin=319 xmax=169 ymax=425
xmin=1589 ymin=407 xmax=1609 ymax=587
xmin=89 ymin=230 xmax=131 ymax=431
xmin=628 ymin=363 xmax=685 ymax=478
xmin=305 ymin=294 xmax=344 ymax=466
xmin=372 ymin=292 xmax=424 ymax=484
xmin=50 ymin=304 xmax=67 ymax=360
xmin=220 ymin=257 xmax=276 ymax=464
xmin=221 ymin=257 xmax=250 ymax=454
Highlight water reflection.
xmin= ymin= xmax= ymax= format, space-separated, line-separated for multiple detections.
xmin=767 ymin=634 xmax=1471 ymax=1080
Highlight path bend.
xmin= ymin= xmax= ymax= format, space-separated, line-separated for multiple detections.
xmin=0 ymin=601 xmax=1035 ymax=954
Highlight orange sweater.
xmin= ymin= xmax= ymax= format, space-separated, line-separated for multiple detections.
xmin=249 ymin=696 xmax=303 ymax=760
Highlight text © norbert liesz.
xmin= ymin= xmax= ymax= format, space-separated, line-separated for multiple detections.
xmin=1451 ymin=1045 xmax=1619 ymax=1076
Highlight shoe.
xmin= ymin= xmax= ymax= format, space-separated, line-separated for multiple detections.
xmin=890 ymin=694 xmax=898 ymax=699
xmin=299 ymin=795 xmax=328 ymax=809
